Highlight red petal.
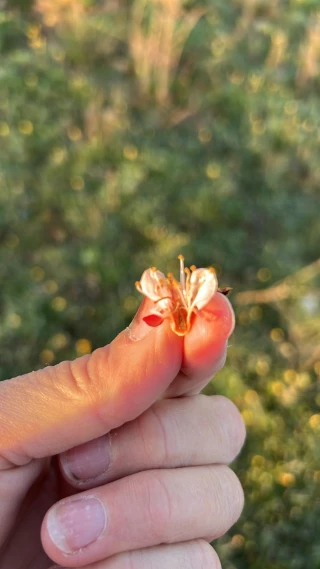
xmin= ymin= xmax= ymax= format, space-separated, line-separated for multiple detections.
xmin=143 ymin=314 xmax=164 ymax=327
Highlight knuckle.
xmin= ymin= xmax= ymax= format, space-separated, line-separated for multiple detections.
xmin=192 ymin=540 xmax=222 ymax=569
xmin=206 ymin=465 xmax=244 ymax=537
xmin=55 ymin=346 xmax=113 ymax=408
xmin=66 ymin=358 xmax=92 ymax=398
xmin=139 ymin=471 xmax=173 ymax=540
xmin=222 ymin=465 xmax=245 ymax=524
xmin=234 ymin=474 xmax=245 ymax=520
xmin=137 ymin=403 xmax=170 ymax=466
xmin=50 ymin=358 xmax=94 ymax=403
xmin=211 ymin=396 xmax=246 ymax=461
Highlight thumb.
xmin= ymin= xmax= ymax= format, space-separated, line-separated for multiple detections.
xmin=0 ymin=300 xmax=182 ymax=469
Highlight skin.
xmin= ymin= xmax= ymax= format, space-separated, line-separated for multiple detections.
xmin=0 ymin=292 xmax=245 ymax=569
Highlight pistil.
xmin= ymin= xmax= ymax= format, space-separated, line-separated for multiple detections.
xmin=178 ymin=254 xmax=185 ymax=291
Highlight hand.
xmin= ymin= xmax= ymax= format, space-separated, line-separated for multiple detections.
xmin=0 ymin=293 xmax=245 ymax=569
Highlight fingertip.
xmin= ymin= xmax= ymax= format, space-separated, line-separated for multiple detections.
xmin=178 ymin=292 xmax=235 ymax=387
xmin=221 ymin=292 xmax=236 ymax=338
xmin=125 ymin=297 xmax=159 ymax=341
xmin=184 ymin=291 xmax=234 ymax=352
xmin=203 ymin=291 xmax=235 ymax=340
xmin=95 ymin=298 xmax=183 ymax=414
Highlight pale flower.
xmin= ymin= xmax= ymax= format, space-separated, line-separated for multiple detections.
xmin=135 ymin=255 xmax=230 ymax=336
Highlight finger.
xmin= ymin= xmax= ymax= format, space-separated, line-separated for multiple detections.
xmin=41 ymin=465 xmax=244 ymax=567
xmin=0 ymin=459 xmax=55 ymax=567
xmin=0 ymin=299 xmax=182 ymax=468
xmin=0 ymin=458 xmax=47 ymax=545
xmin=59 ymin=395 xmax=246 ymax=489
xmin=49 ymin=539 xmax=221 ymax=569
xmin=164 ymin=292 xmax=235 ymax=397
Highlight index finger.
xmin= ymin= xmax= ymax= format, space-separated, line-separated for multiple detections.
xmin=0 ymin=301 xmax=182 ymax=468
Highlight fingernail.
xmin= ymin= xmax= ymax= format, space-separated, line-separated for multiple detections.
xmin=61 ymin=435 xmax=111 ymax=482
xmin=127 ymin=297 xmax=155 ymax=341
xmin=47 ymin=496 xmax=106 ymax=553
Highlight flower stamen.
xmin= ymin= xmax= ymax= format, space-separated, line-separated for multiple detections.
xmin=135 ymin=255 xmax=222 ymax=335
xmin=178 ymin=254 xmax=185 ymax=291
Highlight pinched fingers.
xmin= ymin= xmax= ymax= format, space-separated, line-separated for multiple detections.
xmin=59 ymin=395 xmax=246 ymax=489
xmin=49 ymin=540 xmax=222 ymax=569
xmin=42 ymin=465 xmax=243 ymax=567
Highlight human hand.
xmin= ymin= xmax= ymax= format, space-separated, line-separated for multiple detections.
xmin=0 ymin=292 xmax=245 ymax=569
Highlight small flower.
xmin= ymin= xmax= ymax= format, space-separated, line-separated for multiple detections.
xmin=135 ymin=255 xmax=230 ymax=336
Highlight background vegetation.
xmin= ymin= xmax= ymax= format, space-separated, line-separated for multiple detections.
xmin=1 ymin=1 xmax=320 ymax=567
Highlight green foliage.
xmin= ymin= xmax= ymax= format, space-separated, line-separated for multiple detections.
xmin=0 ymin=1 xmax=320 ymax=568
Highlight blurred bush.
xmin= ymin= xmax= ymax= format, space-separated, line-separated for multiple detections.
xmin=0 ymin=1 xmax=319 ymax=567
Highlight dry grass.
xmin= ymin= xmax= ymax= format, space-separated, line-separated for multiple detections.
xmin=129 ymin=0 xmax=205 ymax=103
xmin=296 ymin=12 xmax=320 ymax=86
xmin=34 ymin=0 xmax=85 ymax=27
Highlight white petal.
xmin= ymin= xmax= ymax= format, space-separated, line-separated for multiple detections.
xmin=137 ymin=268 xmax=173 ymax=303
xmin=188 ymin=268 xmax=218 ymax=310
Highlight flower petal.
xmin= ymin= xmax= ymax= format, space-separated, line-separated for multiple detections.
xmin=136 ymin=268 xmax=172 ymax=302
xmin=188 ymin=268 xmax=218 ymax=310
